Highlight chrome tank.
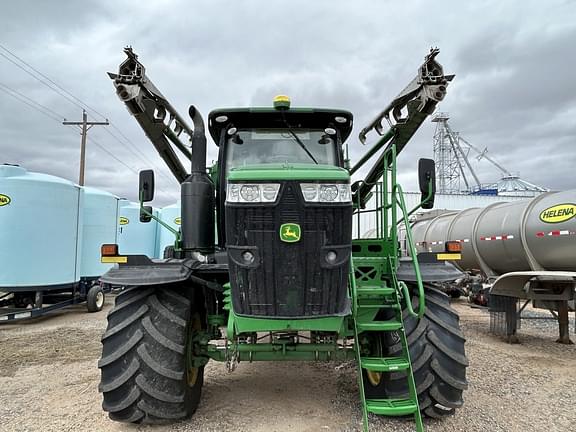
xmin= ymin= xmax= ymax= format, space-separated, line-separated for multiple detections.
xmin=412 ymin=190 xmax=576 ymax=276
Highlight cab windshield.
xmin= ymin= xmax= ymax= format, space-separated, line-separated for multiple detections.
xmin=225 ymin=129 xmax=338 ymax=171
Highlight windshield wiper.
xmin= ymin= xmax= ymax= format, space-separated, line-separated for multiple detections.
xmin=281 ymin=114 xmax=318 ymax=164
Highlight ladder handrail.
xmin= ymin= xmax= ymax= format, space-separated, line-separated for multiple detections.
xmin=392 ymin=183 xmax=426 ymax=318
xmin=349 ymin=260 xmax=370 ymax=431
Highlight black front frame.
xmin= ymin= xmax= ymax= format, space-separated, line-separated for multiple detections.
xmin=225 ymin=181 xmax=352 ymax=318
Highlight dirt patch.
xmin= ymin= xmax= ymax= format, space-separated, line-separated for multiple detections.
xmin=0 ymin=327 xmax=103 ymax=377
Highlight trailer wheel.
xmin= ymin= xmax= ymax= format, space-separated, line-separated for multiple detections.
xmin=87 ymin=285 xmax=105 ymax=312
xmin=362 ymin=285 xmax=468 ymax=418
xmin=98 ymin=284 xmax=204 ymax=424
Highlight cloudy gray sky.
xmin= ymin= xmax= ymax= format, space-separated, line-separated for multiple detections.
xmin=1 ymin=0 xmax=574 ymax=206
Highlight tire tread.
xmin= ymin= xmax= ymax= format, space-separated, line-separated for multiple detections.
xmin=98 ymin=284 xmax=203 ymax=424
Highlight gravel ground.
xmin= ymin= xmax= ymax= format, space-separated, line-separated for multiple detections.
xmin=0 ymin=297 xmax=574 ymax=432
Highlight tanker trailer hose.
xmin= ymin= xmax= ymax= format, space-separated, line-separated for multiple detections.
xmin=393 ymin=183 xmax=426 ymax=319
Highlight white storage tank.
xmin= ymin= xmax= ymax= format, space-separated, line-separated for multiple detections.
xmin=117 ymin=200 xmax=159 ymax=258
xmin=156 ymin=200 xmax=181 ymax=257
xmin=0 ymin=164 xmax=82 ymax=289
xmin=80 ymin=187 xmax=119 ymax=279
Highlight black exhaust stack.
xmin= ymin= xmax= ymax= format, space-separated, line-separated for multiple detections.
xmin=181 ymin=105 xmax=215 ymax=254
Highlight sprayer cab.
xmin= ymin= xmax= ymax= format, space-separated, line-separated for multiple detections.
xmin=208 ymin=105 xmax=353 ymax=169
xmin=206 ymin=101 xmax=355 ymax=317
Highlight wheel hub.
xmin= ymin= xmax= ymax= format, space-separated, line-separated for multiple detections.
xmin=95 ymin=291 xmax=104 ymax=308
xmin=367 ymin=370 xmax=382 ymax=386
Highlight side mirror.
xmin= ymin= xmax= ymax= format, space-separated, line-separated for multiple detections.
xmin=140 ymin=205 xmax=153 ymax=223
xmin=139 ymin=169 xmax=155 ymax=202
xmin=418 ymin=158 xmax=436 ymax=209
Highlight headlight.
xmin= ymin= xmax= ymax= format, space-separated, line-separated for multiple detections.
xmin=300 ymin=184 xmax=318 ymax=201
xmin=227 ymin=183 xmax=280 ymax=203
xmin=240 ymin=185 xmax=260 ymax=202
xmin=299 ymin=183 xmax=351 ymax=202
xmin=338 ymin=184 xmax=351 ymax=202
xmin=262 ymin=184 xmax=280 ymax=201
xmin=319 ymin=185 xmax=338 ymax=201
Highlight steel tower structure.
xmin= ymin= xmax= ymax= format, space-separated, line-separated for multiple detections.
xmin=431 ymin=113 xmax=547 ymax=196
xmin=432 ymin=113 xmax=465 ymax=194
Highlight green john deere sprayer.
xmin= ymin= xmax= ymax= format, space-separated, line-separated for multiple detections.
xmin=98 ymin=48 xmax=467 ymax=431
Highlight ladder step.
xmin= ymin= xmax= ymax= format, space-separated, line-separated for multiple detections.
xmin=353 ymin=257 xmax=388 ymax=262
xmin=360 ymin=356 xmax=410 ymax=372
xmin=357 ymin=303 xmax=399 ymax=310
xmin=365 ymin=398 xmax=419 ymax=416
xmin=356 ymin=286 xmax=396 ymax=297
xmin=357 ymin=321 xmax=402 ymax=332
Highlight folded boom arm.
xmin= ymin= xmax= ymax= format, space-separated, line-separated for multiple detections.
xmin=108 ymin=47 xmax=194 ymax=183
xmin=352 ymin=48 xmax=454 ymax=207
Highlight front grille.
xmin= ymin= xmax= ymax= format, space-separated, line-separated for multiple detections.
xmin=226 ymin=182 xmax=352 ymax=318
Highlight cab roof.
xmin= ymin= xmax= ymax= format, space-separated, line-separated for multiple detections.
xmin=207 ymin=107 xmax=354 ymax=145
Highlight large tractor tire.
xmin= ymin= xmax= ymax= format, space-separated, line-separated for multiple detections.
xmin=98 ymin=284 xmax=204 ymax=424
xmin=363 ymin=285 xmax=468 ymax=418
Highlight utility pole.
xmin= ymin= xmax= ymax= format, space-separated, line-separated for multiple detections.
xmin=63 ymin=110 xmax=109 ymax=185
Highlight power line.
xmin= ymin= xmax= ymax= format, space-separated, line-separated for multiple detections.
xmin=0 ymin=88 xmax=121 ymax=173
xmin=100 ymin=125 xmax=177 ymax=185
xmin=0 ymin=84 xmax=62 ymax=122
xmin=87 ymin=135 xmax=140 ymax=174
xmin=0 ymin=43 xmax=107 ymax=119
xmin=1 ymin=44 xmax=168 ymax=169
xmin=0 ymin=51 xmax=87 ymax=114
xmin=0 ymin=82 xmax=178 ymax=199
xmin=0 ymin=44 xmax=180 ymax=196
xmin=63 ymin=110 xmax=109 ymax=186
xmin=86 ymin=135 xmax=179 ymax=199
xmin=0 ymin=46 xmax=178 ymax=183
xmin=0 ymin=81 xmax=65 ymax=121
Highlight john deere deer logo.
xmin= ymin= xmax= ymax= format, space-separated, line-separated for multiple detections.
xmin=0 ymin=194 xmax=10 ymax=207
xmin=284 ymin=226 xmax=298 ymax=239
xmin=280 ymin=223 xmax=301 ymax=243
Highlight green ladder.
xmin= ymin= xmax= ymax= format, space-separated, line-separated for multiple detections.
xmin=352 ymin=280 xmax=424 ymax=432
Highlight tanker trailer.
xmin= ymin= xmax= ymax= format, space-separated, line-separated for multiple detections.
xmin=411 ymin=190 xmax=576 ymax=343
